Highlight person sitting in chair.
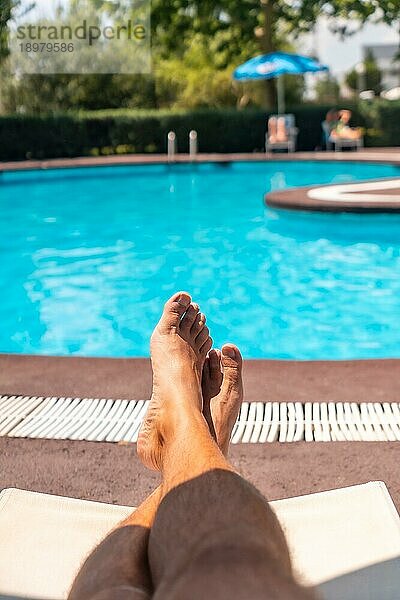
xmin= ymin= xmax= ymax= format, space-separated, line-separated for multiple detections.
xmin=268 ymin=116 xmax=288 ymax=143
xmin=335 ymin=109 xmax=363 ymax=140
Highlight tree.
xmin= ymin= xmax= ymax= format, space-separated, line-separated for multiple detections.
xmin=151 ymin=0 xmax=400 ymax=106
xmin=0 ymin=1 xmax=34 ymax=63
xmin=2 ymin=1 xmax=398 ymax=113
xmin=0 ymin=1 xmax=15 ymax=63
xmin=315 ymin=74 xmax=341 ymax=104
xmin=345 ymin=49 xmax=383 ymax=96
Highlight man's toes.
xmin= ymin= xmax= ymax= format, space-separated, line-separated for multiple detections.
xmin=202 ymin=355 xmax=211 ymax=383
xmin=180 ymin=302 xmax=200 ymax=335
xmin=191 ymin=312 xmax=206 ymax=338
xmin=158 ymin=292 xmax=191 ymax=333
xmin=199 ymin=336 xmax=213 ymax=357
xmin=208 ymin=348 xmax=223 ymax=380
xmin=221 ymin=344 xmax=243 ymax=386
xmin=195 ymin=322 xmax=210 ymax=349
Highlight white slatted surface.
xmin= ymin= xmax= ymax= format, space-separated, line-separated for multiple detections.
xmin=1 ymin=396 xmax=400 ymax=443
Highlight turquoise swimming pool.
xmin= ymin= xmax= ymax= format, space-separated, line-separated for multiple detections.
xmin=1 ymin=160 xmax=400 ymax=359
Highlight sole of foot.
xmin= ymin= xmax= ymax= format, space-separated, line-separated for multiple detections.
xmin=138 ymin=292 xmax=212 ymax=471
xmin=202 ymin=344 xmax=243 ymax=457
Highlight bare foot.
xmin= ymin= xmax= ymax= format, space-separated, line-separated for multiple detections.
xmin=137 ymin=292 xmax=212 ymax=471
xmin=202 ymin=344 xmax=243 ymax=457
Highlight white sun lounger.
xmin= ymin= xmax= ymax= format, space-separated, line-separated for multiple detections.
xmin=0 ymin=482 xmax=399 ymax=600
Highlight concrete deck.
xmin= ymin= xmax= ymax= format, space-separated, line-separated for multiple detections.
xmin=1 ymin=148 xmax=399 ymax=172
xmin=1 ymin=354 xmax=400 ymax=404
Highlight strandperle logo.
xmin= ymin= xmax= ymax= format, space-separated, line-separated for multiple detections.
xmin=9 ymin=0 xmax=151 ymax=75
xmin=16 ymin=20 xmax=147 ymax=47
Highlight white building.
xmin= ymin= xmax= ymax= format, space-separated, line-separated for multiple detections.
xmin=363 ymin=44 xmax=400 ymax=90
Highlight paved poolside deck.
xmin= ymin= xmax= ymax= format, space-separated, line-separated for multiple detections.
xmin=1 ymin=437 xmax=399 ymax=512
xmin=0 ymin=148 xmax=399 ymax=172
xmin=1 ymin=354 xmax=400 ymax=404
xmin=1 ymin=355 xmax=399 ymax=511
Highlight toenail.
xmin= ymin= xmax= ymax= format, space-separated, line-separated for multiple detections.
xmin=223 ymin=346 xmax=236 ymax=358
xmin=177 ymin=294 xmax=190 ymax=307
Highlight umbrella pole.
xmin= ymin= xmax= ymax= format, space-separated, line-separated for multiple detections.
xmin=277 ymin=76 xmax=285 ymax=115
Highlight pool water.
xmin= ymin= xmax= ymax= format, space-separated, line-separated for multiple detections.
xmin=1 ymin=160 xmax=400 ymax=359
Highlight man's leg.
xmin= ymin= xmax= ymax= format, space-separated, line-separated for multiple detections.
xmin=69 ymin=294 xmax=217 ymax=600
xmin=137 ymin=292 xmax=317 ymax=600
xmin=68 ymin=488 xmax=160 ymax=600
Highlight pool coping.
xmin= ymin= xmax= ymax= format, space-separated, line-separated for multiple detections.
xmin=0 ymin=148 xmax=400 ymax=173
xmin=265 ymin=177 xmax=400 ymax=213
xmin=1 ymin=353 xmax=400 ymax=405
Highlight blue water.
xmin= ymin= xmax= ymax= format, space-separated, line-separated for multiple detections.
xmin=1 ymin=160 xmax=400 ymax=359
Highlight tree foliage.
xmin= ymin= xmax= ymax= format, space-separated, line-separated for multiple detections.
xmin=1 ymin=1 xmax=398 ymax=113
xmin=0 ymin=1 xmax=34 ymax=63
xmin=315 ymin=74 xmax=341 ymax=104
xmin=345 ymin=49 xmax=383 ymax=96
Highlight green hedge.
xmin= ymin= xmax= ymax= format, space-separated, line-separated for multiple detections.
xmin=0 ymin=102 xmax=398 ymax=161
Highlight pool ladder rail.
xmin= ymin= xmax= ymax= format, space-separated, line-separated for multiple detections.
xmin=0 ymin=396 xmax=400 ymax=444
xmin=167 ymin=130 xmax=198 ymax=162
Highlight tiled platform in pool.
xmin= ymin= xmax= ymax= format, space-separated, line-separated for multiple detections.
xmin=266 ymin=178 xmax=400 ymax=212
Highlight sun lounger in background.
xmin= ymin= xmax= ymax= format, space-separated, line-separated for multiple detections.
xmin=321 ymin=120 xmax=364 ymax=152
xmin=0 ymin=482 xmax=399 ymax=600
xmin=266 ymin=114 xmax=298 ymax=153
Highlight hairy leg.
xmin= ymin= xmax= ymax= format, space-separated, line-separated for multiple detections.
xmin=70 ymin=294 xmax=227 ymax=600
xmin=136 ymin=294 xmax=317 ymax=600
